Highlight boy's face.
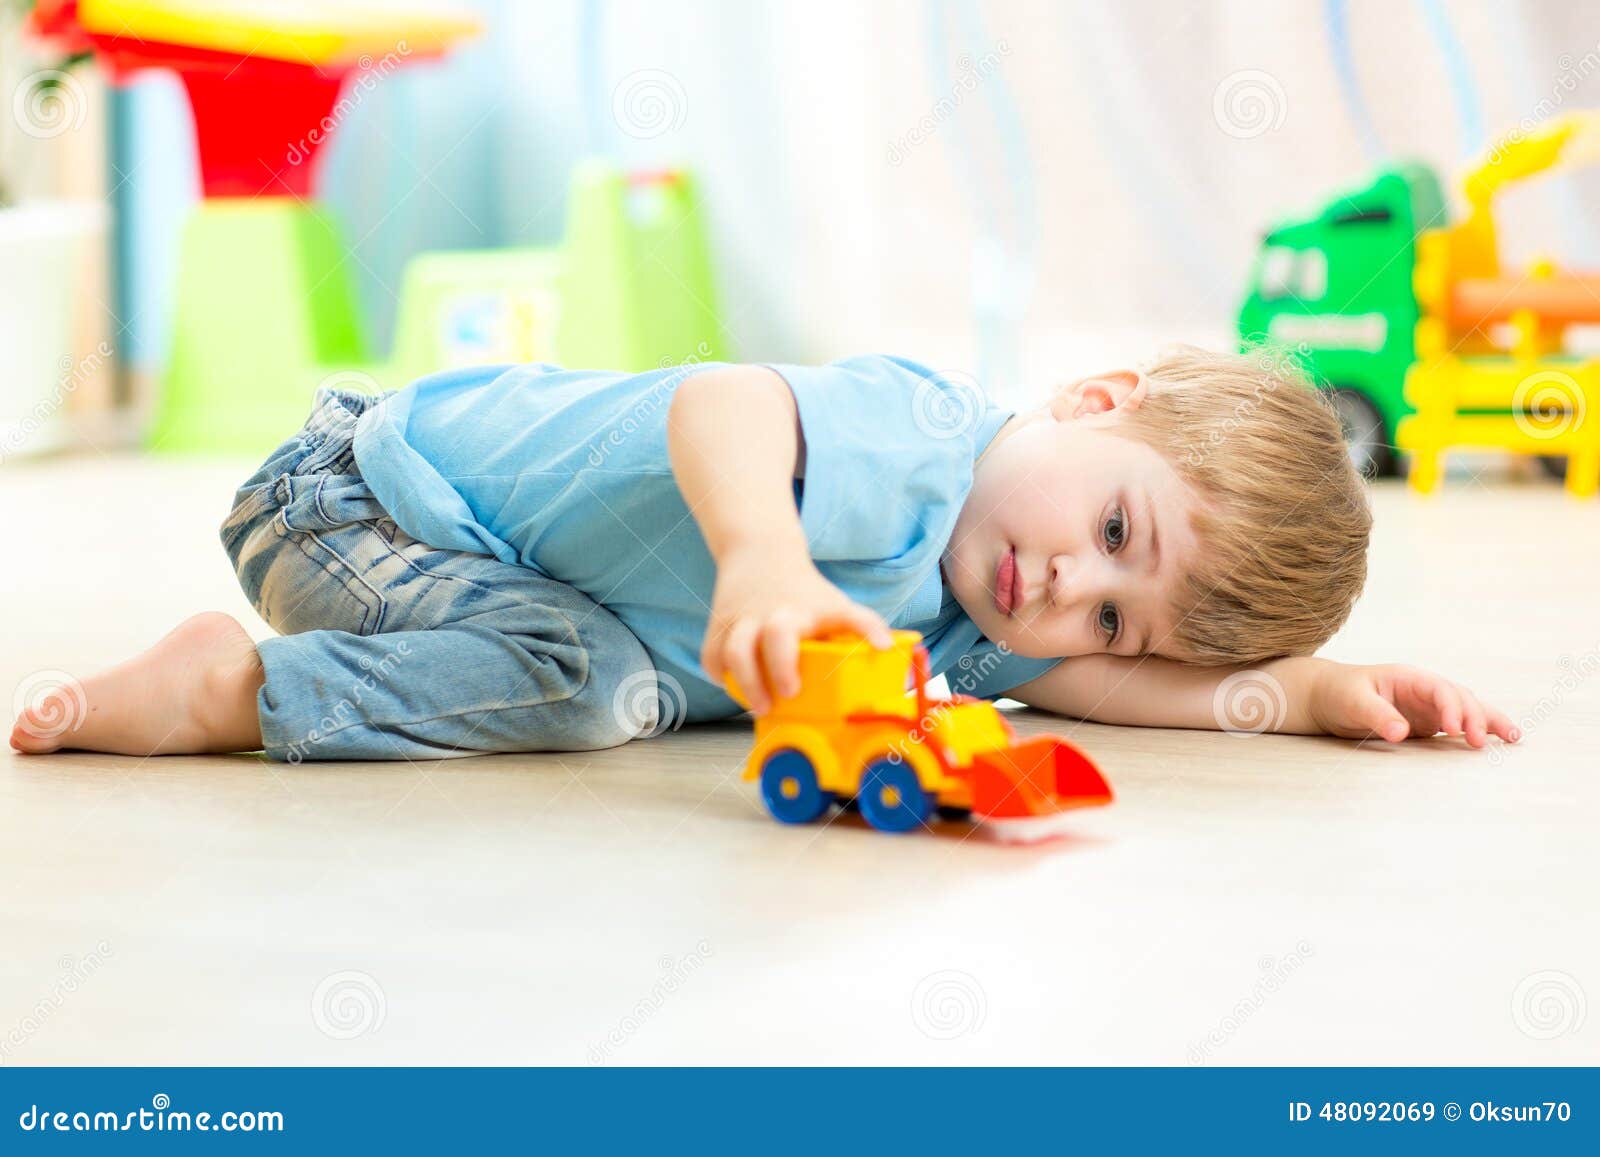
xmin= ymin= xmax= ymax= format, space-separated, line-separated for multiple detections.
xmin=944 ymin=371 xmax=1201 ymax=660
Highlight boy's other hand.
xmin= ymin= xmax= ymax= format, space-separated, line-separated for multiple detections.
xmin=1310 ymin=662 xmax=1520 ymax=748
xmin=702 ymin=545 xmax=894 ymax=715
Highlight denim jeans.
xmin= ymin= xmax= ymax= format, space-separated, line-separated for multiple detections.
xmin=220 ymin=388 xmax=660 ymax=761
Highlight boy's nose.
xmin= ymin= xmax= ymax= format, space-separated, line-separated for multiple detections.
xmin=1047 ymin=554 xmax=1073 ymax=606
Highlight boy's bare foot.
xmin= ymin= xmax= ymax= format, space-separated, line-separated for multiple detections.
xmin=10 ymin=612 xmax=265 ymax=757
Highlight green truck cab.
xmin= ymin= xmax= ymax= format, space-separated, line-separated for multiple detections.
xmin=1237 ymin=165 xmax=1446 ymax=475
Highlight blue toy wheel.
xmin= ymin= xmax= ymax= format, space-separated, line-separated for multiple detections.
xmin=857 ymin=757 xmax=932 ymax=833
xmin=759 ymin=749 xmax=831 ymax=824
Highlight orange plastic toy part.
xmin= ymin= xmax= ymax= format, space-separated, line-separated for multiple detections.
xmin=1447 ymin=277 xmax=1600 ymax=328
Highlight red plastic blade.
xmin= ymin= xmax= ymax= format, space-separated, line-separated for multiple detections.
xmin=969 ymin=735 xmax=1113 ymax=819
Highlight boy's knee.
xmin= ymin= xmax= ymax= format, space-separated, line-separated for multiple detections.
xmin=561 ymin=624 xmax=667 ymax=748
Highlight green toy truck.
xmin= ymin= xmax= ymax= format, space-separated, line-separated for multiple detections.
xmin=1237 ymin=164 xmax=1446 ymax=476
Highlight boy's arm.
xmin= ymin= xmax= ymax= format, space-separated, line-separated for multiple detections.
xmin=1007 ymin=654 xmax=1519 ymax=748
xmin=668 ymin=366 xmax=893 ymax=713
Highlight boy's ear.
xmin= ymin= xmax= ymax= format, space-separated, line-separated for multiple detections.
xmin=1049 ymin=369 xmax=1149 ymax=420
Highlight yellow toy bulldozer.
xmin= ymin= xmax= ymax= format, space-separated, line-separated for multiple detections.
xmin=726 ymin=631 xmax=1112 ymax=839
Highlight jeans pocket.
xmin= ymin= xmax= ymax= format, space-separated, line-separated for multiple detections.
xmin=254 ymin=512 xmax=389 ymax=637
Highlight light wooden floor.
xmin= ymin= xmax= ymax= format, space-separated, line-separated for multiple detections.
xmin=2 ymin=455 xmax=1596 ymax=1065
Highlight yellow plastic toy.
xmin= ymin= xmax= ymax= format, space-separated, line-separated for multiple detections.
xmin=725 ymin=631 xmax=1112 ymax=841
xmin=1397 ymin=112 xmax=1600 ymax=497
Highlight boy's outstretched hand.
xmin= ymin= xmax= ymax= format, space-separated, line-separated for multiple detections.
xmin=1309 ymin=662 xmax=1520 ymax=748
xmin=700 ymin=545 xmax=893 ymax=714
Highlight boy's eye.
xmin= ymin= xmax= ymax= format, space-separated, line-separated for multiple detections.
xmin=1097 ymin=601 xmax=1121 ymax=642
xmin=1103 ymin=506 xmax=1127 ymax=552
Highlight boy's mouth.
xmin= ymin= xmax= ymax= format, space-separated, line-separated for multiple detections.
xmin=994 ymin=546 xmax=1021 ymax=617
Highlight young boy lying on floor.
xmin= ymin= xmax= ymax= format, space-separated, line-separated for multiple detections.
xmin=11 ymin=348 xmax=1517 ymax=760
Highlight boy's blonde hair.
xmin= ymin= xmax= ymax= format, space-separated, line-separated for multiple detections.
xmin=1115 ymin=346 xmax=1372 ymax=665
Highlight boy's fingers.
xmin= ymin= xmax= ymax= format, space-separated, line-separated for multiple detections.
xmin=700 ymin=628 xmax=726 ymax=687
xmin=1430 ymin=681 xmax=1459 ymax=736
xmin=846 ymin=604 xmax=894 ymax=649
xmin=1487 ymin=708 xmax=1520 ymax=744
xmin=725 ymin=619 xmax=769 ymax=714
xmin=760 ymin=618 xmax=802 ymax=700
xmin=1461 ymin=691 xmax=1488 ymax=748
xmin=1365 ymin=693 xmax=1410 ymax=742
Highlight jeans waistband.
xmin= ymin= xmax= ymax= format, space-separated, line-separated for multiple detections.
xmin=295 ymin=386 xmax=384 ymax=476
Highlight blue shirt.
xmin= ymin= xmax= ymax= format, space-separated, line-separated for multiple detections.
xmin=352 ymin=356 xmax=1060 ymax=721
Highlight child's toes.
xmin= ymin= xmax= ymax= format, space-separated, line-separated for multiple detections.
xmin=10 ymin=708 xmax=67 ymax=754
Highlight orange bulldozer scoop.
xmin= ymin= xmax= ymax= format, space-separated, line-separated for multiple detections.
xmin=968 ymin=735 xmax=1113 ymax=820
